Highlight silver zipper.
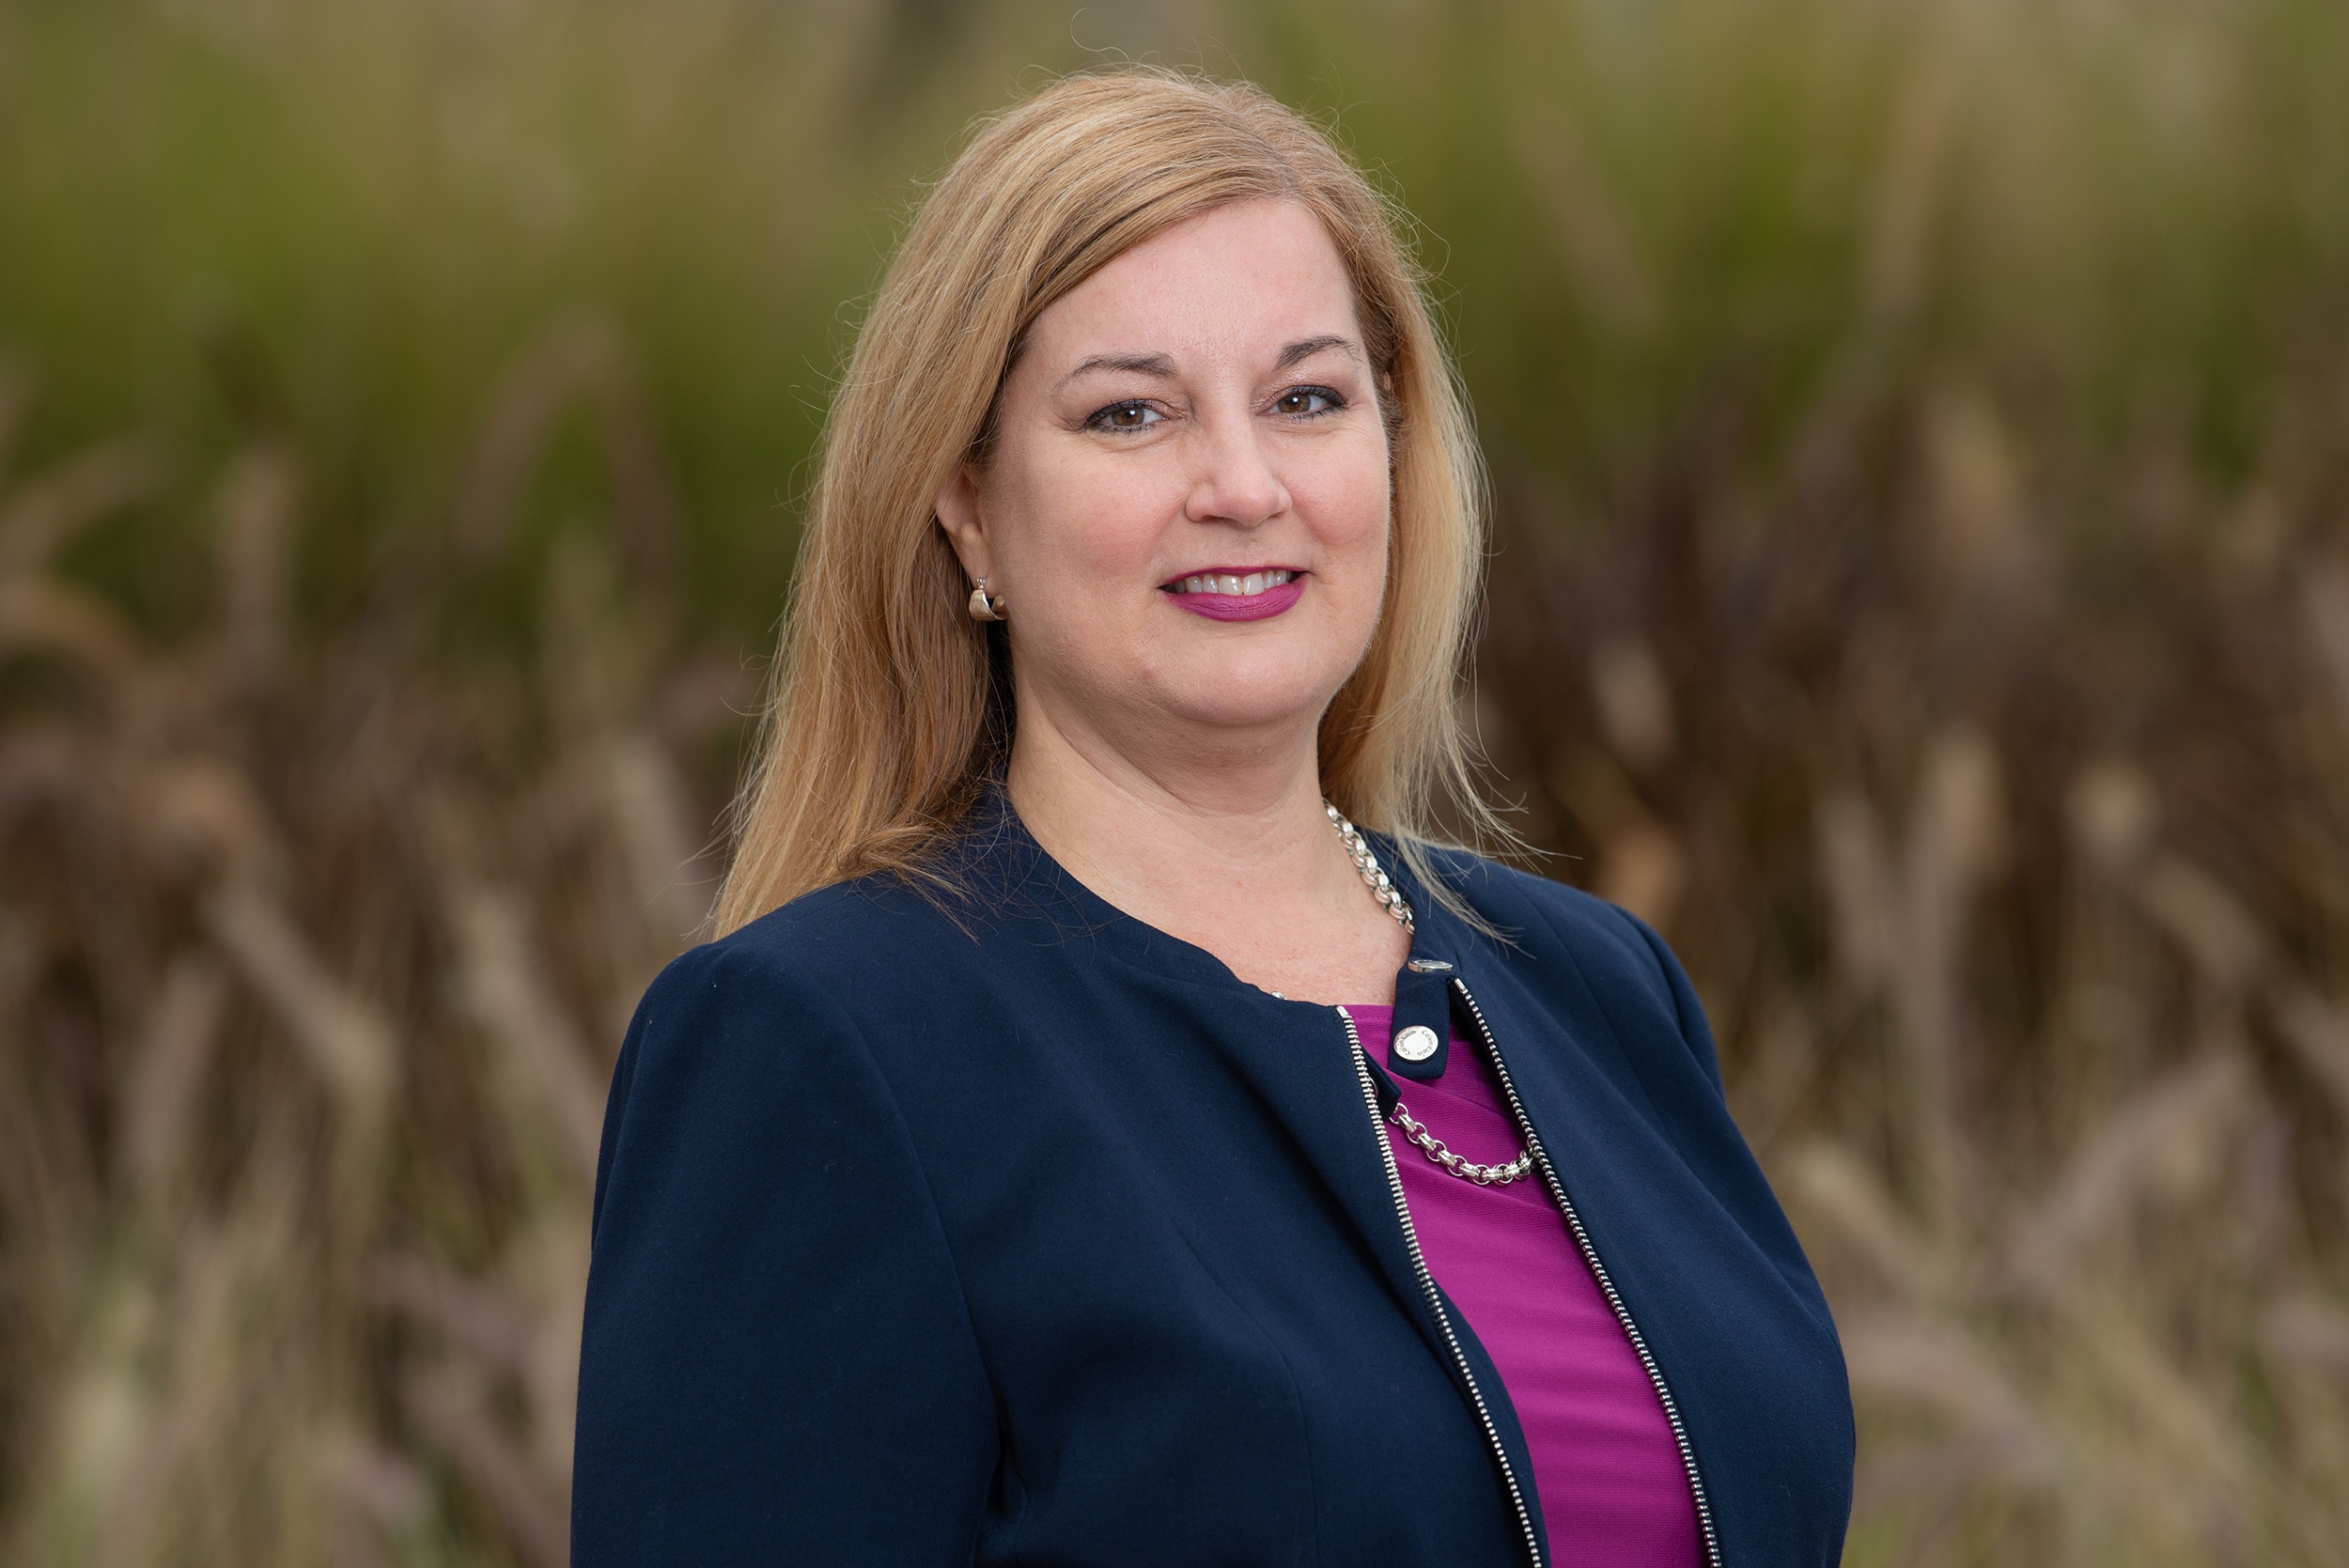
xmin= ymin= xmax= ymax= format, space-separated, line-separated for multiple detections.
xmin=1335 ymin=1006 xmax=1547 ymax=1568
xmin=1451 ymin=979 xmax=1727 ymax=1568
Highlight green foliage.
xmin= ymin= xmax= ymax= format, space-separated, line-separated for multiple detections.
xmin=8 ymin=1 xmax=2346 ymax=631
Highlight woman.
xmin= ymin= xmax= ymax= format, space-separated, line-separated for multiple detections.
xmin=573 ymin=70 xmax=1851 ymax=1567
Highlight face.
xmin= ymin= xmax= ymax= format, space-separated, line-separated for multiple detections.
xmin=937 ymin=198 xmax=1392 ymax=763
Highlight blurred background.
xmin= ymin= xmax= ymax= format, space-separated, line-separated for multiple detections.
xmin=4 ymin=0 xmax=2349 ymax=1562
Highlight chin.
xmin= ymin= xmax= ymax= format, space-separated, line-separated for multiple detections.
xmin=1154 ymin=665 xmax=1345 ymax=734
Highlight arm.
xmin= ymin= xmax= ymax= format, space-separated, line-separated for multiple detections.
xmin=573 ymin=941 xmax=996 ymax=1565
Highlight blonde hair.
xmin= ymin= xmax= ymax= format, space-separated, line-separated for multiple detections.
xmin=713 ymin=69 xmax=1495 ymax=935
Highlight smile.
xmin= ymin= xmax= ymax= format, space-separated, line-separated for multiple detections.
xmin=1168 ymin=568 xmax=1294 ymax=598
xmin=1160 ymin=568 xmax=1307 ymax=622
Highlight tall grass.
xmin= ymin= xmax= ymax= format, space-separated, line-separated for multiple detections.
xmin=5 ymin=1 xmax=2349 ymax=1563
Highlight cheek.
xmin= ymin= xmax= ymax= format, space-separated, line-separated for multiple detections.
xmin=1301 ymin=440 xmax=1394 ymax=563
xmin=992 ymin=447 xmax=1172 ymax=585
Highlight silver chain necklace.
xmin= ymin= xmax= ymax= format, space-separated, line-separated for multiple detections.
xmin=1325 ymin=803 xmax=1534 ymax=1187
xmin=1327 ymin=800 xmax=1415 ymax=934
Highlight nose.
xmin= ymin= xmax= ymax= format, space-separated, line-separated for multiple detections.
xmin=1182 ymin=413 xmax=1289 ymax=529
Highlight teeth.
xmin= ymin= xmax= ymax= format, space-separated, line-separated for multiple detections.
xmin=1171 ymin=569 xmax=1294 ymax=597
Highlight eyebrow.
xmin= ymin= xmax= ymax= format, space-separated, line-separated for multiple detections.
xmin=1051 ymin=335 xmax=1361 ymax=396
xmin=1054 ymin=352 xmax=1176 ymax=393
xmin=1273 ymin=334 xmax=1359 ymax=372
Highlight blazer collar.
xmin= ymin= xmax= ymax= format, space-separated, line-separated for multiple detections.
xmin=946 ymin=786 xmax=1484 ymax=994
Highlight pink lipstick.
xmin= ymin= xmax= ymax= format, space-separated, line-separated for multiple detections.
xmin=1160 ymin=569 xmax=1307 ymax=622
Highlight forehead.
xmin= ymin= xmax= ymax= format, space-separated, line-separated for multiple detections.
xmin=1022 ymin=199 xmax=1361 ymax=369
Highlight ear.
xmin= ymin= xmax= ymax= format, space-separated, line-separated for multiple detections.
xmin=934 ymin=464 xmax=992 ymax=584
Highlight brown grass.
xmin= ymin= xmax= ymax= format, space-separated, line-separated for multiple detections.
xmin=8 ymin=321 xmax=2348 ymax=1566
xmin=0 ymin=334 xmax=737 ymax=1566
xmin=1477 ymin=366 xmax=2349 ymax=1564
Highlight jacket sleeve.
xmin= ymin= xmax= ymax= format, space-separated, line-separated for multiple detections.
xmin=572 ymin=939 xmax=997 ymax=1565
xmin=1489 ymin=856 xmax=1728 ymax=1098
xmin=1617 ymin=907 xmax=1726 ymax=1097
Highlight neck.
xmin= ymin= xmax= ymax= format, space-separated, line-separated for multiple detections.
xmin=1006 ymin=695 xmax=1336 ymax=896
xmin=1002 ymin=684 xmax=1408 ymax=1005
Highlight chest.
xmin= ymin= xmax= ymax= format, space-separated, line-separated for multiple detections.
xmin=892 ymin=1005 xmax=1531 ymax=1564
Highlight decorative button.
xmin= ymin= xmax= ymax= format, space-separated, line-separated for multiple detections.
xmin=1392 ymin=1024 xmax=1440 ymax=1063
xmin=1406 ymin=958 xmax=1454 ymax=973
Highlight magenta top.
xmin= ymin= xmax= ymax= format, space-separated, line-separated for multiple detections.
xmin=1343 ymin=1005 xmax=1703 ymax=1567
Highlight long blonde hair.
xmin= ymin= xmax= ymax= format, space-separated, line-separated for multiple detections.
xmin=713 ymin=70 xmax=1495 ymax=935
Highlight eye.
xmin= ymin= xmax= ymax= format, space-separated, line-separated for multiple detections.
xmin=1272 ymin=387 xmax=1343 ymax=417
xmin=1087 ymin=400 xmax=1162 ymax=432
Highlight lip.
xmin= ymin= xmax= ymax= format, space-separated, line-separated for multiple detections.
xmin=1160 ymin=569 xmax=1308 ymax=623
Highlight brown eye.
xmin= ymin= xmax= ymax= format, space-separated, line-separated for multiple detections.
xmin=1095 ymin=401 xmax=1158 ymax=430
xmin=1274 ymin=388 xmax=1339 ymax=416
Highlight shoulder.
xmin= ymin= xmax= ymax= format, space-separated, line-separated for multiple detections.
xmin=597 ymin=874 xmax=988 ymax=1229
xmin=1418 ymin=845 xmax=1719 ymax=1087
xmin=1423 ymin=846 xmax=1666 ymax=975
xmin=645 ymin=872 xmax=986 ymax=1023
xmin=614 ymin=873 xmax=990 ymax=1120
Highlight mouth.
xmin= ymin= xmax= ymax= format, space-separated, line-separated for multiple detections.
xmin=1159 ymin=567 xmax=1308 ymax=623
xmin=1164 ymin=568 xmax=1297 ymax=598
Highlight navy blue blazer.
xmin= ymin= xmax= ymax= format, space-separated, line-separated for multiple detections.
xmin=573 ymin=810 xmax=1853 ymax=1566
